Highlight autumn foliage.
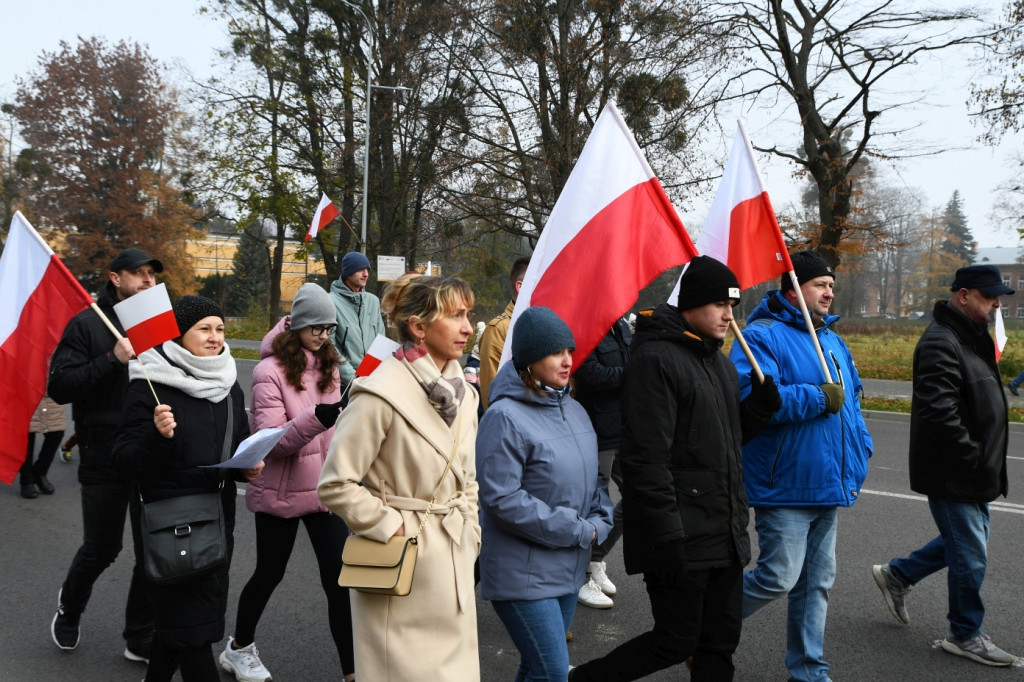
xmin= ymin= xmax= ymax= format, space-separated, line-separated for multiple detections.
xmin=14 ymin=37 xmax=197 ymax=295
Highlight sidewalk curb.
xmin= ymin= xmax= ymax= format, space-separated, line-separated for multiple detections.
xmin=863 ymin=409 xmax=1024 ymax=433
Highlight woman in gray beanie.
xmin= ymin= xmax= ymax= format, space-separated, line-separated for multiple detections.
xmin=221 ymin=283 xmax=354 ymax=682
xmin=477 ymin=306 xmax=614 ymax=681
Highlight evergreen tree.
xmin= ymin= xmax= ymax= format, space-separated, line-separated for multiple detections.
xmin=229 ymin=222 xmax=271 ymax=319
xmin=940 ymin=190 xmax=974 ymax=267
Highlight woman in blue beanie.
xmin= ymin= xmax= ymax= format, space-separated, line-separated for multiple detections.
xmin=477 ymin=306 xmax=614 ymax=681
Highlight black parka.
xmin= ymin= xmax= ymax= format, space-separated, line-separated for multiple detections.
xmin=574 ymin=317 xmax=632 ymax=450
xmin=909 ymin=300 xmax=1009 ymax=502
xmin=113 ymin=378 xmax=250 ymax=649
xmin=619 ymin=304 xmax=753 ymax=575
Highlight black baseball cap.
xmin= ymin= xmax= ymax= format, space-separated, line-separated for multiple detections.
xmin=110 ymin=248 xmax=164 ymax=273
xmin=950 ymin=264 xmax=1014 ymax=296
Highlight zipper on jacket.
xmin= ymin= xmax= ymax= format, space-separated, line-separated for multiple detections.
xmin=829 ymin=349 xmax=852 ymax=505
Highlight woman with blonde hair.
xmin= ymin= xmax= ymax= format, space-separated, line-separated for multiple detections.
xmin=318 ymin=275 xmax=480 ymax=681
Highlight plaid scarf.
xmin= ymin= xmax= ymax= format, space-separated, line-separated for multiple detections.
xmin=395 ymin=342 xmax=466 ymax=427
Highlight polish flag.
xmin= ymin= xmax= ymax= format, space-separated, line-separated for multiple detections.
xmin=113 ymin=283 xmax=180 ymax=355
xmin=995 ymin=309 xmax=1007 ymax=362
xmin=306 ymin=193 xmax=340 ymax=242
xmin=684 ymin=120 xmax=792 ymax=292
xmin=356 ymin=334 xmax=400 ymax=376
xmin=502 ymin=101 xmax=698 ymax=371
xmin=0 ymin=212 xmax=94 ymax=484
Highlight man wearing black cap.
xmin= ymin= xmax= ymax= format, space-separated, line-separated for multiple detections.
xmin=329 ymin=251 xmax=384 ymax=385
xmin=729 ymin=250 xmax=873 ymax=682
xmin=570 ymin=256 xmax=781 ymax=681
xmin=46 ymin=249 xmax=159 ymax=660
xmin=871 ymin=264 xmax=1016 ymax=666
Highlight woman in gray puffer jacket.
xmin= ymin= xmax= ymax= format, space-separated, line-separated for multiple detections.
xmin=477 ymin=307 xmax=613 ymax=682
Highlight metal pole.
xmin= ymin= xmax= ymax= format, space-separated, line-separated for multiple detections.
xmin=360 ymin=62 xmax=371 ymax=255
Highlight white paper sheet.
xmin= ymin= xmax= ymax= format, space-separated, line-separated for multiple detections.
xmin=202 ymin=426 xmax=290 ymax=469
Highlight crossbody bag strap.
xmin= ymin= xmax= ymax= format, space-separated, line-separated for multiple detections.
xmin=411 ymin=410 xmax=463 ymax=541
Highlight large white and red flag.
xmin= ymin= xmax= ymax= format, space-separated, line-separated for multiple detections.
xmin=306 ymin=192 xmax=339 ymax=242
xmin=502 ymin=101 xmax=698 ymax=371
xmin=671 ymin=120 xmax=793 ymax=303
xmin=113 ymin=283 xmax=180 ymax=355
xmin=0 ymin=212 xmax=94 ymax=484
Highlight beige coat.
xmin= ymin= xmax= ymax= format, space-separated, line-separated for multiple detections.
xmin=318 ymin=356 xmax=480 ymax=681
xmin=30 ymin=395 xmax=67 ymax=434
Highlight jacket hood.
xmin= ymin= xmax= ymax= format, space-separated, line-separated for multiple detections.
xmin=259 ymin=316 xmax=290 ymax=359
xmin=329 ymin=277 xmax=361 ymax=300
xmin=488 ymin=359 xmax=568 ymax=409
xmin=632 ymin=303 xmax=724 ymax=357
xmin=97 ymin=280 xmax=122 ymax=309
xmin=747 ymin=290 xmax=839 ymax=331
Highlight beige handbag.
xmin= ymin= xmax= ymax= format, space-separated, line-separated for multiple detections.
xmin=338 ymin=416 xmax=462 ymax=596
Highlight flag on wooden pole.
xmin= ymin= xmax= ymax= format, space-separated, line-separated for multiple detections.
xmin=0 ymin=212 xmax=94 ymax=484
xmin=113 ymin=283 xmax=180 ymax=355
xmin=306 ymin=193 xmax=340 ymax=241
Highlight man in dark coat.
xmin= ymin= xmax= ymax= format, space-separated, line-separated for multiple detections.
xmin=570 ymin=256 xmax=781 ymax=681
xmin=873 ymin=264 xmax=1016 ymax=666
xmin=47 ymin=249 xmax=159 ymax=661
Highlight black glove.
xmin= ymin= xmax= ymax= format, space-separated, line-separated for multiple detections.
xmin=646 ymin=539 xmax=687 ymax=585
xmin=740 ymin=373 xmax=782 ymax=444
xmin=819 ymin=382 xmax=845 ymax=415
xmin=314 ymin=400 xmax=344 ymax=428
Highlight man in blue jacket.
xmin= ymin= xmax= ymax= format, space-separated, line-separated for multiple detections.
xmin=730 ymin=250 xmax=873 ymax=682
xmin=872 ymin=265 xmax=1015 ymax=666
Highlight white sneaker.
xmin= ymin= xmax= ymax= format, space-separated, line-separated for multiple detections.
xmin=588 ymin=560 xmax=616 ymax=595
xmin=220 ymin=636 xmax=273 ymax=682
xmin=578 ymin=578 xmax=614 ymax=609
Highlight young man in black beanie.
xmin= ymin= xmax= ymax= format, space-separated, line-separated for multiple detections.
xmin=729 ymin=249 xmax=873 ymax=681
xmin=329 ymin=251 xmax=385 ymax=385
xmin=570 ymin=256 xmax=781 ymax=681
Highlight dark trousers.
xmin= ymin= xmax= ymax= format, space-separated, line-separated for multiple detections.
xmin=145 ymin=630 xmax=219 ymax=682
xmin=572 ymin=563 xmax=743 ymax=682
xmin=22 ymin=431 xmax=62 ymax=481
xmin=590 ymin=449 xmax=622 ymax=562
xmin=234 ymin=511 xmax=354 ymax=674
xmin=60 ymin=471 xmax=154 ymax=645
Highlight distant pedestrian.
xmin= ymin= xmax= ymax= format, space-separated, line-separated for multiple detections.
xmin=329 ymin=251 xmax=385 ymax=385
xmin=873 ymin=264 xmax=1016 ymax=667
xmin=21 ymin=393 xmax=65 ymax=499
xmin=478 ymin=306 xmax=614 ymax=682
xmin=478 ymin=256 xmax=530 ymax=408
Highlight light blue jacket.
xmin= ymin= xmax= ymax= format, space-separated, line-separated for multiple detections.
xmin=328 ymin=279 xmax=385 ymax=384
xmin=730 ymin=291 xmax=873 ymax=508
xmin=476 ymin=362 xmax=614 ymax=601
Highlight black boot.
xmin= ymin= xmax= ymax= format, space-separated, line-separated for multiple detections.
xmin=35 ymin=475 xmax=55 ymax=495
xmin=20 ymin=473 xmax=39 ymax=499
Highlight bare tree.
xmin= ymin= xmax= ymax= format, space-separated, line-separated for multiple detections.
xmin=720 ymin=0 xmax=993 ymax=268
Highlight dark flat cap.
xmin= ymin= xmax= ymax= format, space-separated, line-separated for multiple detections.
xmin=110 ymin=248 xmax=164 ymax=273
xmin=951 ymin=264 xmax=1014 ymax=296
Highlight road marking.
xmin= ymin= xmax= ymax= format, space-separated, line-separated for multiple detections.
xmin=862 ymin=489 xmax=1024 ymax=515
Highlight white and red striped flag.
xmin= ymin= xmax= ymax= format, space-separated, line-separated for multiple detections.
xmin=356 ymin=334 xmax=400 ymax=376
xmin=113 ymin=283 xmax=180 ymax=355
xmin=0 ymin=212 xmax=94 ymax=484
xmin=502 ymin=101 xmax=698 ymax=371
xmin=306 ymin=192 xmax=339 ymax=242
xmin=671 ymin=121 xmax=793 ymax=303
xmin=995 ymin=309 xmax=1007 ymax=362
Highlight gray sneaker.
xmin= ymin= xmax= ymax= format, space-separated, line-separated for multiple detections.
xmin=872 ymin=564 xmax=909 ymax=625
xmin=940 ymin=632 xmax=1015 ymax=667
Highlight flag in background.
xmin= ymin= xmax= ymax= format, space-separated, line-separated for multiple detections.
xmin=672 ymin=120 xmax=792 ymax=301
xmin=995 ymin=308 xmax=1007 ymax=362
xmin=502 ymin=101 xmax=699 ymax=372
xmin=0 ymin=212 xmax=94 ymax=484
xmin=306 ymin=193 xmax=339 ymax=242
xmin=113 ymin=283 xmax=180 ymax=355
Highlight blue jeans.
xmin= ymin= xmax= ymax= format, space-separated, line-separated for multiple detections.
xmin=492 ymin=593 xmax=577 ymax=682
xmin=889 ymin=499 xmax=990 ymax=639
xmin=742 ymin=506 xmax=837 ymax=682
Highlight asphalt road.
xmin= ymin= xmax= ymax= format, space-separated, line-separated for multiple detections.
xmin=4 ymin=361 xmax=1024 ymax=681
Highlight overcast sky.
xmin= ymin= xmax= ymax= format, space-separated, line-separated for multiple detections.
xmin=2 ymin=0 xmax=1021 ymax=249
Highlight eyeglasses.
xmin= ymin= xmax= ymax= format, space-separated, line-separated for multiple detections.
xmin=310 ymin=324 xmax=337 ymax=337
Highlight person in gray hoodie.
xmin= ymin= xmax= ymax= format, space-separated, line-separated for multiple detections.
xmin=477 ymin=306 xmax=614 ymax=682
xmin=329 ymin=251 xmax=385 ymax=385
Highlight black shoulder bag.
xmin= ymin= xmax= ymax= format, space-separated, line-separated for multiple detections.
xmin=139 ymin=394 xmax=233 ymax=586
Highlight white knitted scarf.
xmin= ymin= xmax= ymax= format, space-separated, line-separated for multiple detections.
xmin=129 ymin=340 xmax=237 ymax=402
